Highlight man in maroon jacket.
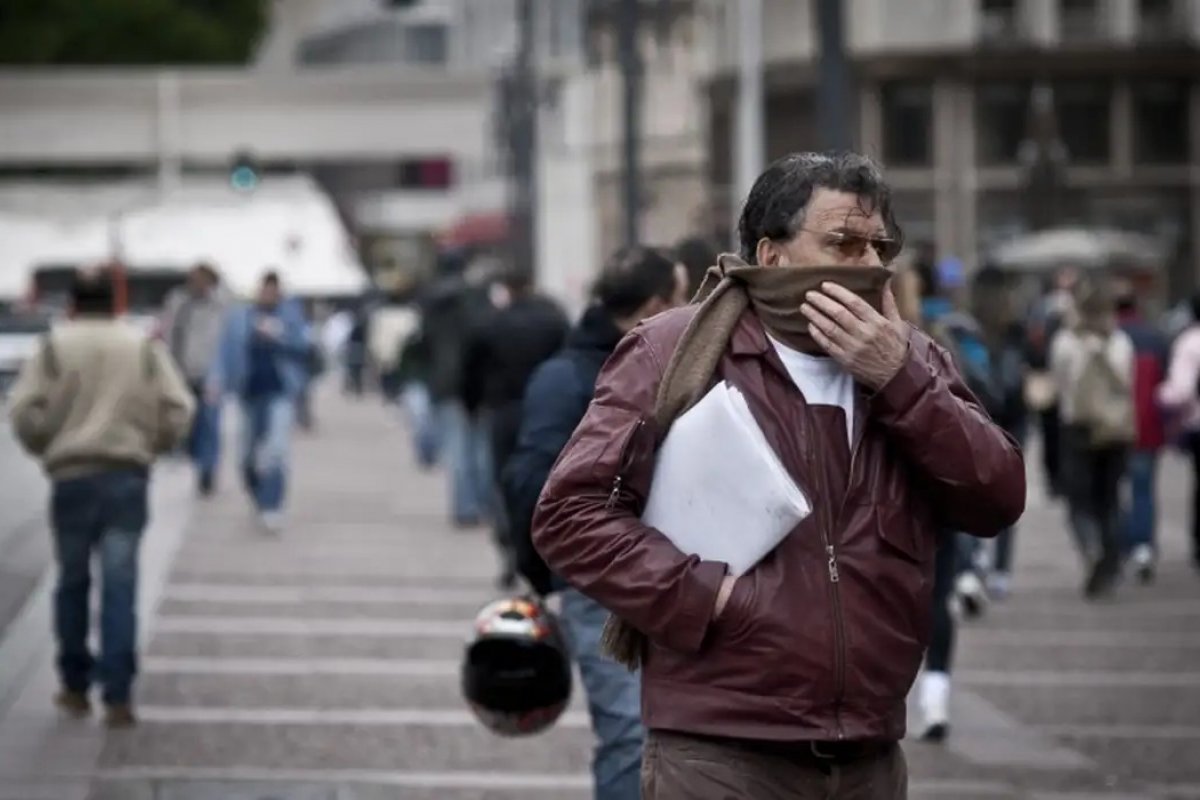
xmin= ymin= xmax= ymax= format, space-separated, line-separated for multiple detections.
xmin=532 ymin=152 xmax=1025 ymax=799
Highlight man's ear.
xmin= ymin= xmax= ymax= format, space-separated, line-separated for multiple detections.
xmin=755 ymin=237 xmax=781 ymax=267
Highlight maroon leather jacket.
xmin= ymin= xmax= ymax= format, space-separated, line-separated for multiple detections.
xmin=532 ymin=306 xmax=1026 ymax=743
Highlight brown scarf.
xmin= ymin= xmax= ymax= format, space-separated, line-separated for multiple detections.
xmin=600 ymin=254 xmax=892 ymax=669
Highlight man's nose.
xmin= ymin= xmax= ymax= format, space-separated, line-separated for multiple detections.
xmin=859 ymin=242 xmax=884 ymax=268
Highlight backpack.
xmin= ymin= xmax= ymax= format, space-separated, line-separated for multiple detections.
xmin=1071 ymin=343 xmax=1135 ymax=448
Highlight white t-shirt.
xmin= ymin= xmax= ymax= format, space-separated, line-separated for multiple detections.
xmin=768 ymin=336 xmax=856 ymax=445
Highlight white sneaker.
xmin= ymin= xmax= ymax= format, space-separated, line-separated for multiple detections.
xmin=259 ymin=511 xmax=284 ymax=535
xmin=1131 ymin=544 xmax=1155 ymax=584
xmin=918 ymin=671 xmax=951 ymax=742
xmin=955 ymin=572 xmax=989 ymax=619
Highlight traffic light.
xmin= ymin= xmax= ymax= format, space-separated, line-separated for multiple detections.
xmin=229 ymin=150 xmax=260 ymax=192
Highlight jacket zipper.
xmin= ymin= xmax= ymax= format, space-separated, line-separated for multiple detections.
xmin=826 ymin=418 xmax=864 ymax=741
xmin=605 ymin=419 xmax=646 ymax=510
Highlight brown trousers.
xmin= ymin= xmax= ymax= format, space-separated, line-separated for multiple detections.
xmin=641 ymin=731 xmax=908 ymax=800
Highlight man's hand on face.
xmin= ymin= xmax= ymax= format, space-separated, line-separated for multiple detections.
xmin=801 ymin=281 xmax=910 ymax=390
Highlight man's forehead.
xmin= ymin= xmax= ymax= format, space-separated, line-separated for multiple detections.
xmin=806 ymin=188 xmax=884 ymax=229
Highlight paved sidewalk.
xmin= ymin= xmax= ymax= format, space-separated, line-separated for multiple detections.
xmin=1 ymin=388 xmax=1199 ymax=799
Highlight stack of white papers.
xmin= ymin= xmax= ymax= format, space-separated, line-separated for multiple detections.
xmin=641 ymin=382 xmax=812 ymax=576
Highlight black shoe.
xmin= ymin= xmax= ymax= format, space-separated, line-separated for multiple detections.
xmin=242 ymin=463 xmax=259 ymax=493
xmin=198 ymin=471 xmax=215 ymax=497
xmin=1084 ymin=556 xmax=1120 ymax=599
xmin=919 ymin=722 xmax=949 ymax=743
xmin=54 ymin=689 xmax=91 ymax=719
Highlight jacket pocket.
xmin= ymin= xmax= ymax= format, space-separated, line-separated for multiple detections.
xmin=874 ymin=503 xmax=930 ymax=564
xmin=584 ymin=406 xmax=654 ymax=508
xmin=710 ymin=570 xmax=757 ymax=644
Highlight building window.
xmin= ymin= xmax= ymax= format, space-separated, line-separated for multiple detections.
xmin=880 ymin=81 xmax=933 ymax=166
xmin=977 ymin=81 xmax=1032 ymax=164
xmin=1133 ymin=80 xmax=1190 ymax=164
xmin=1139 ymin=0 xmax=1183 ymax=41
xmin=1054 ymin=80 xmax=1111 ymax=164
xmin=979 ymin=0 xmax=1021 ymax=43
xmin=1060 ymin=0 xmax=1102 ymax=41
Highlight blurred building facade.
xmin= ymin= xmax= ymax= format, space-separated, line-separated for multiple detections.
xmin=2 ymin=0 xmax=1197 ymax=304
xmin=702 ymin=0 xmax=1200 ymax=295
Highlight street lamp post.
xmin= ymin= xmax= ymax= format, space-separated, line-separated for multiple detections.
xmin=510 ymin=0 xmax=539 ymax=279
xmin=815 ymin=0 xmax=852 ymax=152
xmin=617 ymin=0 xmax=643 ymax=247
xmin=733 ymin=0 xmax=765 ymax=249
xmin=1019 ymin=84 xmax=1069 ymax=233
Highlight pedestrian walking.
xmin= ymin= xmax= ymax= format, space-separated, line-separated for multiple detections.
xmin=8 ymin=270 xmax=194 ymax=727
xmin=419 ymin=255 xmax=497 ymax=527
xmin=461 ymin=267 xmax=568 ymax=588
xmin=1116 ymin=289 xmax=1168 ymax=582
xmin=210 ymin=271 xmax=312 ymax=534
xmin=1157 ymin=292 xmax=1200 ymax=572
xmin=532 ymin=152 xmax=1026 ymax=799
xmin=502 ymin=246 xmax=688 ymax=799
xmin=1050 ymin=278 xmax=1134 ymax=598
xmin=1026 ymin=269 xmax=1080 ymax=498
xmin=161 ymin=262 xmax=229 ymax=495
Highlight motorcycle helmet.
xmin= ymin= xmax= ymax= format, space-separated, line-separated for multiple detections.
xmin=461 ymin=596 xmax=573 ymax=736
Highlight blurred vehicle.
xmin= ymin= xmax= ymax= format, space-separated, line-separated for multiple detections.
xmin=0 ymin=175 xmax=369 ymax=308
xmin=0 ymin=310 xmax=53 ymax=399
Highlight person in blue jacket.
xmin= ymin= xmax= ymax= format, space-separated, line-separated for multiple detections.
xmin=501 ymin=246 xmax=687 ymax=800
xmin=209 ymin=271 xmax=311 ymax=533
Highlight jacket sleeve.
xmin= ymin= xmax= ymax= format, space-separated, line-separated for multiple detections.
xmin=207 ymin=308 xmax=237 ymax=396
xmin=502 ymin=359 xmax=588 ymax=596
xmin=532 ymin=329 xmax=728 ymax=654
xmin=1159 ymin=329 xmax=1200 ymax=409
xmin=278 ymin=303 xmax=313 ymax=360
xmin=870 ymin=332 xmax=1026 ymax=537
xmin=149 ymin=340 xmax=196 ymax=454
xmin=7 ymin=343 xmax=53 ymax=456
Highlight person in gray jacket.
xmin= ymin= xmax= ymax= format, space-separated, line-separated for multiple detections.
xmin=162 ymin=262 xmax=229 ymax=495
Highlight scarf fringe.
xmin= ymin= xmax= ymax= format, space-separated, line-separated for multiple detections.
xmin=600 ymin=616 xmax=646 ymax=670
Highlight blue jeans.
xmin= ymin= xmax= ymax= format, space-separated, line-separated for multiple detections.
xmin=240 ymin=394 xmax=294 ymax=513
xmin=187 ymin=394 xmax=222 ymax=479
xmin=560 ymin=588 xmax=644 ymax=800
xmin=1122 ymin=449 xmax=1158 ymax=553
xmin=992 ymin=526 xmax=1016 ymax=574
xmin=437 ymin=401 xmax=492 ymax=524
xmin=51 ymin=468 xmax=148 ymax=705
xmin=401 ymin=382 xmax=440 ymax=468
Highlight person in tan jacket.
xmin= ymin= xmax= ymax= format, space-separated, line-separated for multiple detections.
xmin=7 ymin=270 xmax=194 ymax=727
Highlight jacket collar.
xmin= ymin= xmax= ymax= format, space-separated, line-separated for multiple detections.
xmin=729 ymin=308 xmax=772 ymax=357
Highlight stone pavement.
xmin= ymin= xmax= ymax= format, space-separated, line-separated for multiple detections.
xmin=1 ymin=388 xmax=1199 ymax=800
xmin=0 ymin=421 xmax=51 ymax=639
